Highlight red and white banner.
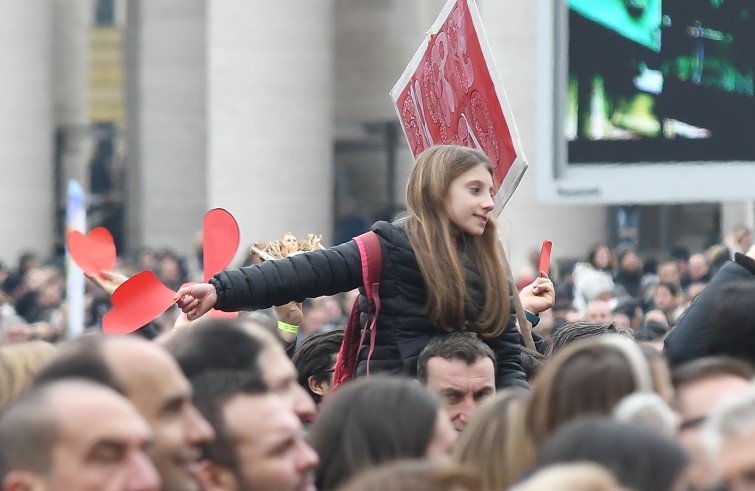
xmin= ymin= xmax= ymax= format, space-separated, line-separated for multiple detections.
xmin=390 ymin=0 xmax=528 ymax=212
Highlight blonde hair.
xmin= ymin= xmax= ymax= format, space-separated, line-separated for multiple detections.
xmin=405 ymin=145 xmax=511 ymax=337
xmin=0 ymin=341 xmax=57 ymax=409
xmin=453 ymin=389 xmax=534 ymax=490
xmin=509 ymin=463 xmax=630 ymax=491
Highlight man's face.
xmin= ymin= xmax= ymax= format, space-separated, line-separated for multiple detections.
xmin=45 ymin=385 xmax=161 ymax=491
xmin=425 ymin=356 xmax=495 ymax=432
xmin=677 ymin=375 xmax=751 ymax=490
xmin=585 ymin=301 xmax=612 ymax=323
xmin=678 ymin=375 xmax=752 ymax=432
xmin=105 ymin=340 xmax=214 ymax=491
xmin=718 ymin=427 xmax=755 ymax=491
xmin=224 ymin=393 xmax=318 ymax=491
xmin=654 ymin=286 xmax=678 ymax=314
xmin=258 ymin=342 xmax=317 ymax=423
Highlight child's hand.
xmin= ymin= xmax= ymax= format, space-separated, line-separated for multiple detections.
xmin=519 ymin=272 xmax=555 ymax=314
xmin=174 ymin=283 xmax=218 ymax=320
xmin=90 ymin=269 xmax=129 ymax=297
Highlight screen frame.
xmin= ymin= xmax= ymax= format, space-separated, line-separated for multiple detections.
xmin=535 ymin=0 xmax=755 ymax=205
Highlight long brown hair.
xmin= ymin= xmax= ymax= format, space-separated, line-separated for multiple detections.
xmin=526 ymin=335 xmax=654 ymax=446
xmin=405 ymin=145 xmax=511 ymax=337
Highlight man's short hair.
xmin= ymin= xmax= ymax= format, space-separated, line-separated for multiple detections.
xmin=417 ymin=332 xmax=496 ymax=384
xmin=191 ymin=369 xmax=268 ymax=470
xmin=162 ymin=318 xmax=267 ymax=380
xmin=291 ymin=329 xmax=344 ymax=403
xmin=32 ymin=335 xmax=123 ymax=393
xmin=550 ymin=321 xmax=628 ymax=354
xmin=672 ymin=356 xmax=755 ymax=389
xmin=0 ymin=383 xmax=62 ymax=480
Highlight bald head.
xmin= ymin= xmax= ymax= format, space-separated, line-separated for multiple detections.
xmin=0 ymin=379 xmax=159 ymax=491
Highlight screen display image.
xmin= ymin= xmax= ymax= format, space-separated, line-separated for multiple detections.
xmin=567 ymin=0 xmax=755 ymax=164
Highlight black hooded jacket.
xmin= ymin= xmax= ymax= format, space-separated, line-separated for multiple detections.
xmin=210 ymin=221 xmax=528 ymax=389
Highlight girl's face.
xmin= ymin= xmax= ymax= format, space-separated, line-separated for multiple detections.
xmin=593 ymin=246 xmax=612 ymax=269
xmin=444 ymin=164 xmax=495 ymax=236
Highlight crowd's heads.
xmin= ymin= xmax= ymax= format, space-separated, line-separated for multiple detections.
xmin=0 ymin=379 xmax=160 ymax=491
xmin=0 ymin=340 xmax=56 ymax=409
xmin=291 ymin=328 xmax=344 ymax=404
xmin=34 ymin=335 xmax=214 ymax=491
xmin=527 ymin=335 xmax=654 ymax=445
xmin=417 ymin=332 xmax=496 ymax=432
xmin=453 ymin=389 xmax=533 ymax=491
xmin=535 ymin=417 xmax=689 ymax=491
xmin=191 ymin=369 xmax=318 ymax=491
xmin=162 ymin=317 xmax=316 ymax=423
xmin=335 ymin=459 xmax=479 ymax=491
xmin=308 ymin=376 xmax=455 ymax=491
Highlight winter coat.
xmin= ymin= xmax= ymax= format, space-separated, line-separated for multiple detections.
xmin=210 ymin=220 xmax=528 ymax=389
xmin=664 ymin=253 xmax=755 ymax=367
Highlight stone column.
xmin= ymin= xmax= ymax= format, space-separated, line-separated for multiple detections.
xmin=0 ymin=1 xmax=54 ymax=264
xmin=124 ymin=0 xmax=207 ymax=255
xmin=207 ymin=0 xmax=334 ymax=259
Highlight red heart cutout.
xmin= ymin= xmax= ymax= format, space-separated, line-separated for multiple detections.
xmin=539 ymin=240 xmax=553 ymax=276
xmin=203 ymin=208 xmax=240 ymax=282
xmin=67 ymin=228 xmax=116 ymax=279
xmin=103 ymin=271 xmax=176 ymax=335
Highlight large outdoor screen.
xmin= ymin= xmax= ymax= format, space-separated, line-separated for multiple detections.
xmin=537 ymin=0 xmax=755 ymax=203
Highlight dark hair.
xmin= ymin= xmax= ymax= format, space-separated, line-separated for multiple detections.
xmin=536 ymin=417 xmax=689 ymax=491
xmin=162 ymin=318 xmax=267 ymax=380
xmin=191 ymin=369 xmax=267 ymax=471
xmin=520 ymin=347 xmax=546 ymax=382
xmin=672 ymin=356 xmax=755 ymax=389
xmin=669 ymin=246 xmax=690 ymax=262
xmin=417 ymin=332 xmax=496 ymax=384
xmin=708 ymin=281 xmax=755 ymax=366
xmin=308 ymin=376 xmax=441 ymax=491
xmin=291 ymin=329 xmax=344 ymax=404
xmin=655 ymin=281 xmax=680 ymax=297
xmin=32 ymin=336 xmax=123 ymax=393
xmin=550 ymin=321 xmax=625 ymax=354
xmin=0 ymin=383 xmax=59 ymax=481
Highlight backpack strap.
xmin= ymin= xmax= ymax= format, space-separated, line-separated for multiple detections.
xmin=354 ymin=231 xmax=382 ymax=375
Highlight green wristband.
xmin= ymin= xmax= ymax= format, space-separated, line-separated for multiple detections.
xmin=277 ymin=321 xmax=299 ymax=334
xmin=524 ymin=310 xmax=540 ymax=327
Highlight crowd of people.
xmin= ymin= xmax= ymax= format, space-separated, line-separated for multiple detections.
xmin=1 ymin=144 xmax=755 ymax=491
